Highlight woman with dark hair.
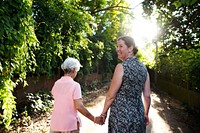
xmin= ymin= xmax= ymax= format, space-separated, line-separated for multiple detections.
xmin=101 ymin=36 xmax=151 ymax=133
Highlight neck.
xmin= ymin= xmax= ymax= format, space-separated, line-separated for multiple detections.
xmin=127 ymin=55 xmax=136 ymax=59
xmin=64 ymin=73 xmax=73 ymax=78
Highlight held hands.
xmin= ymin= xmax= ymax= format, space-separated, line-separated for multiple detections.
xmin=94 ymin=114 xmax=150 ymax=126
xmin=94 ymin=114 xmax=107 ymax=125
xmin=100 ymin=113 xmax=107 ymax=124
xmin=94 ymin=116 xmax=104 ymax=125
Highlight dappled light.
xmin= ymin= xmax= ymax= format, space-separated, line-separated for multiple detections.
xmin=1 ymin=0 xmax=199 ymax=132
xmin=80 ymin=87 xmax=197 ymax=133
xmin=7 ymin=83 xmax=200 ymax=132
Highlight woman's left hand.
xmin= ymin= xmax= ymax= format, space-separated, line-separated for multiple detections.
xmin=145 ymin=114 xmax=150 ymax=126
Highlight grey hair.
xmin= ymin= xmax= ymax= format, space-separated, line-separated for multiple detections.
xmin=61 ymin=57 xmax=82 ymax=73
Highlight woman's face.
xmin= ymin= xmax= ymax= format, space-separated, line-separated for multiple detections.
xmin=116 ymin=39 xmax=131 ymax=61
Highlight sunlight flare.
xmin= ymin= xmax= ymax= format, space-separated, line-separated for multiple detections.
xmin=128 ymin=18 xmax=158 ymax=48
xmin=126 ymin=0 xmax=159 ymax=48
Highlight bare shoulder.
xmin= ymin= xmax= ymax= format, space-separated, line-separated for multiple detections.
xmin=115 ymin=63 xmax=123 ymax=71
xmin=113 ymin=63 xmax=123 ymax=77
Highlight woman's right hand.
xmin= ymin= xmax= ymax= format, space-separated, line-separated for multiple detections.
xmin=100 ymin=113 xmax=107 ymax=124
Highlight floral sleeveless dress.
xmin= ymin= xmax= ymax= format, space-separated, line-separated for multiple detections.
xmin=108 ymin=57 xmax=147 ymax=133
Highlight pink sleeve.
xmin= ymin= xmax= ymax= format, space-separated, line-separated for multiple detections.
xmin=73 ymin=83 xmax=82 ymax=99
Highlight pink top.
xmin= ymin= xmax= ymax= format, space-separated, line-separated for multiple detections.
xmin=50 ymin=76 xmax=82 ymax=131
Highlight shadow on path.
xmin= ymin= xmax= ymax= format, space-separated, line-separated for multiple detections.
xmin=80 ymin=86 xmax=200 ymax=133
xmin=150 ymin=88 xmax=200 ymax=133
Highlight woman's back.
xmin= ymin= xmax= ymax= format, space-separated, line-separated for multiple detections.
xmin=108 ymin=57 xmax=147 ymax=133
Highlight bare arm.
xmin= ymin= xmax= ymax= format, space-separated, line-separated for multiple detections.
xmin=74 ymin=99 xmax=94 ymax=122
xmin=143 ymin=72 xmax=151 ymax=125
xmin=101 ymin=63 xmax=123 ymax=115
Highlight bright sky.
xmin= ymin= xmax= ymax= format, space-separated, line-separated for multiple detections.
xmin=126 ymin=0 xmax=159 ymax=49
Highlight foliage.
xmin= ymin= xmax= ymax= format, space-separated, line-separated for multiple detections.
xmin=32 ymin=0 xmax=94 ymax=76
xmin=32 ymin=0 xmax=129 ymax=76
xmin=25 ymin=90 xmax=53 ymax=115
xmin=77 ymin=0 xmax=128 ymax=74
xmin=138 ymin=43 xmax=158 ymax=69
xmin=0 ymin=0 xmax=130 ymax=129
xmin=0 ymin=90 xmax=53 ymax=132
xmin=0 ymin=0 xmax=38 ymax=129
xmin=142 ymin=0 xmax=200 ymax=51
xmin=0 ymin=78 xmax=16 ymax=129
xmin=158 ymin=49 xmax=200 ymax=92
xmin=142 ymin=0 xmax=200 ymax=92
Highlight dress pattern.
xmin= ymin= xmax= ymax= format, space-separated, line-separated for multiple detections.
xmin=108 ymin=57 xmax=147 ymax=133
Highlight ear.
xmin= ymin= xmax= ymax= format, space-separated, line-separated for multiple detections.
xmin=128 ymin=46 xmax=133 ymax=53
xmin=71 ymin=68 xmax=76 ymax=73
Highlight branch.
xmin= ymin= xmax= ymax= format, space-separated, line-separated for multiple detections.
xmin=89 ymin=0 xmax=142 ymax=15
xmin=90 ymin=5 xmax=130 ymax=15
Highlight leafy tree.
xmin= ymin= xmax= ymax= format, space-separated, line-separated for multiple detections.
xmin=32 ymin=0 xmax=94 ymax=76
xmin=0 ymin=0 xmax=131 ymax=129
xmin=142 ymin=0 xmax=200 ymax=52
xmin=142 ymin=0 xmax=200 ymax=92
xmin=79 ymin=0 xmax=129 ymax=73
xmin=32 ymin=0 xmax=130 ymax=75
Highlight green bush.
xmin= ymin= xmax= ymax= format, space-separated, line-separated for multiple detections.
xmin=0 ymin=90 xmax=53 ymax=132
xmin=25 ymin=90 xmax=54 ymax=115
xmin=158 ymin=49 xmax=200 ymax=92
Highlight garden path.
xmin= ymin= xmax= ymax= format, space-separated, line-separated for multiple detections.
xmin=11 ymin=84 xmax=200 ymax=133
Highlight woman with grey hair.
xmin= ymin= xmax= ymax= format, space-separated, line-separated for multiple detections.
xmin=50 ymin=57 xmax=102 ymax=133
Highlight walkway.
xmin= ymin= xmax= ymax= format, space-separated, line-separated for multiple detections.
xmin=80 ymin=87 xmax=199 ymax=133
xmin=80 ymin=93 xmax=172 ymax=133
xmin=10 ymin=87 xmax=199 ymax=132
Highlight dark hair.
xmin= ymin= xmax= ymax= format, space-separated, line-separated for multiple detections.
xmin=117 ymin=36 xmax=138 ymax=55
xmin=63 ymin=69 xmax=73 ymax=74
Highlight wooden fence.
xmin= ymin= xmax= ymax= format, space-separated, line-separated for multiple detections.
xmin=156 ymin=78 xmax=200 ymax=110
